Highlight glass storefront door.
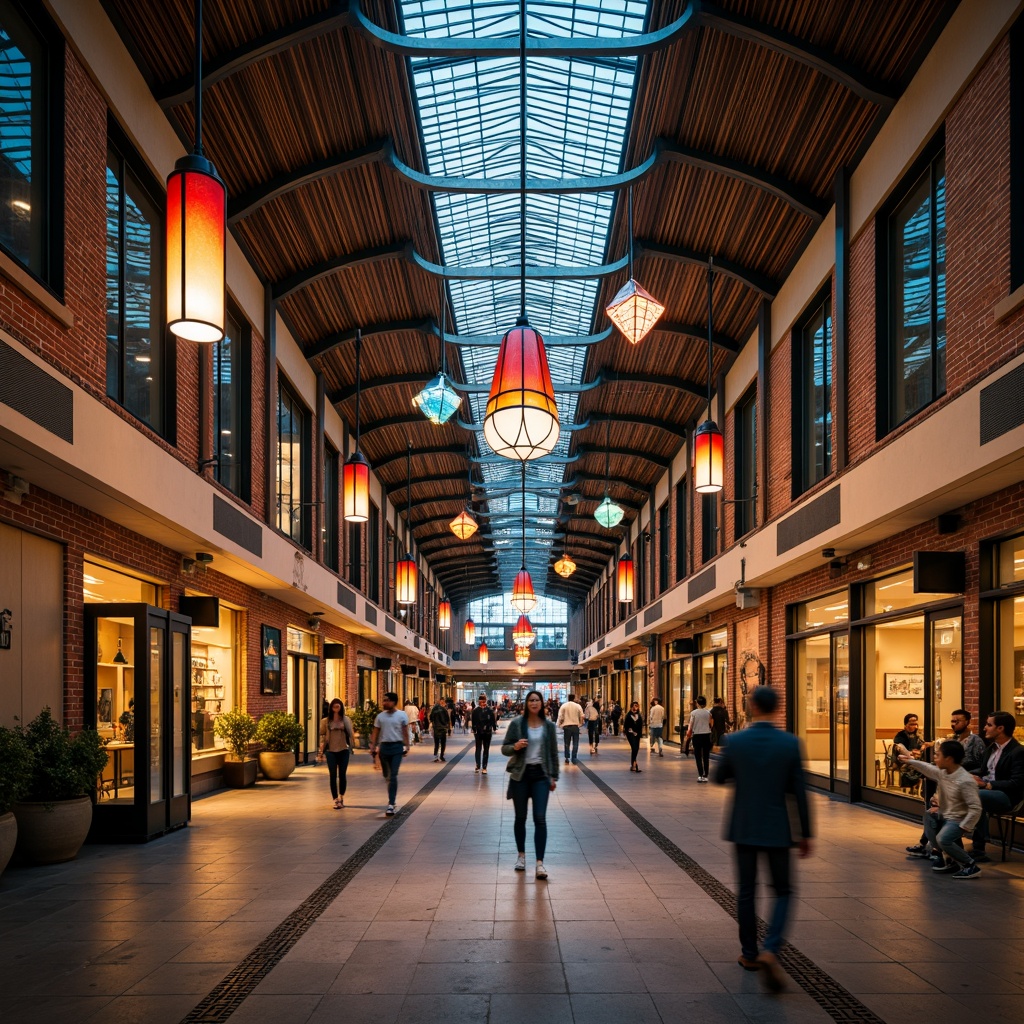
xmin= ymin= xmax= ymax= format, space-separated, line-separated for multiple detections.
xmin=288 ymin=654 xmax=320 ymax=764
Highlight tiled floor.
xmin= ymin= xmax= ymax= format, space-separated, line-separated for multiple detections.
xmin=2 ymin=727 xmax=1023 ymax=1023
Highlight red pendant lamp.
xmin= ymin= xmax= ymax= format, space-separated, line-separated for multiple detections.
xmin=343 ymin=329 xmax=370 ymax=521
xmin=166 ymin=0 xmax=225 ymax=344
xmin=478 ymin=641 xmax=489 ymax=666
xmin=395 ymin=442 xmax=417 ymax=605
xmin=438 ymin=598 xmax=451 ymax=631
xmin=693 ymin=259 xmax=724 ymax=494
xmin=512 ymin=614 xmax=536 ymax=648
xmin=464 ymin=617 xmax=476 ymax=646
xmin=510 ymin=464 xmax=537 ymax=614
xmin=617 ymin=553 xmax=635 ymax=604
xmin=515 ymin=646 xmax=530 ymax=666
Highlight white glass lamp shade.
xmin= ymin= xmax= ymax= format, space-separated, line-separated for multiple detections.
xmin=605 ymin=278 xmax=665 ymax=345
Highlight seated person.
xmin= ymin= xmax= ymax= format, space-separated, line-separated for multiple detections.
xmin=949 ymin=708 xmax=987 ymax=774
xmin=900 ymin=740 xmax=982 ymax=879
xmin=896 ymin=713 xmax=936 ymax=856
xmin=967 ymin=710 xmax=1024 ymax=862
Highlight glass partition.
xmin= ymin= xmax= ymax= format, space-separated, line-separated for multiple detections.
xmin=149 ymin=625 xmax=164 ymax=803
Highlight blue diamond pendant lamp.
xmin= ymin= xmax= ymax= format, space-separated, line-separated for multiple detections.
xmin=413 ymin=284 xmax=461 ymax=424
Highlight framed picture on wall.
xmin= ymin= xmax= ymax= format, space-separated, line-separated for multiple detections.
xmin=884 ymin=673 xmax=924 ymax=699
xmin=261 ymin=625 xmax=281 ymax=696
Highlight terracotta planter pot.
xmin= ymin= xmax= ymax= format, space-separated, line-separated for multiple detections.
xmin=13 ymin=797 xmax=93 ymax=865
xmin=222 ymin=758 xmax=258 ymax=788
xmin=258 ymin=751 xmax=296 ymax=781
xmin=0 ymin=811 xmax=16 ymax=877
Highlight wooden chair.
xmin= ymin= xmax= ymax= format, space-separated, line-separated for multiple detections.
xmin=991 ymin=796 xmax=1024 ymax=861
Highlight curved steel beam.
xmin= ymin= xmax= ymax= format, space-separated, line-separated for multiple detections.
xmin=576 ymin=445 xmax=671 ymax=469
xmin=588 ymin=412 xmax=687 ymax=440
xmin=329 ymin=372 xmax=435 ymax=405
xmin=407 ymin=245 xmax=629 ymax=282
xmin=452 ymin=326 xmax=612 ymax=348
xmin=307 ymin=319 xmax=434 ymax=361
xmin=600 ymin=368 xmax=707 ymax=400
xmin=155 ymin=1 xmax=350 ymax=107
xmin=636 ymin=240 xmax=778 ymax=297
xmin=273 ymin=244 xmax=405 ymax=303
xmin=654 ymin=321 xmax=741 ymax=354
xmin=358 ymin=412 xmax=445 ymax=438
xmin=372 ymin=444 xmax=467 ymax=472
xmin=229 ymin=141 xmax=389 ymax=224
xmin=572 ymin=473 xmax=652 ymax=494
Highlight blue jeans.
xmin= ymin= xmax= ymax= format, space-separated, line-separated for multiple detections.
xmin=923 ymin=813 xmax=971 ymax=865
xmin=649 ymin=726 xmax=663 ymax=752
xmin=378 ymin=741 xmax=404 ymax=805
xmin=735 ymin=845 xmax=791 ymax=958
xmin=325 ymin=749 xmax=350 ymax=799
xmin=510 ymin=765 xmax=550 ymax=860
xmin=563 ymin=725 xmax=580 ymax=763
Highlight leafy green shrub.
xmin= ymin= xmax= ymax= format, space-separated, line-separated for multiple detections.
xmin=214 ymin=707 xmax=257 ymax=760
xmin=349 ymin=701 xmax=381 ymax=740
xmin=254 ymin=711 xmax=304 ymax=752
xmin=19 ymin=707 xmax=108 ymax=804
xmin=0 ymin=725 xmax=33 ymax=814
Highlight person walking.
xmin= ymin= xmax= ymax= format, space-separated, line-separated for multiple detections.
xmin=610 ymin=701 xmax=622 ymax=736
xmin=430 ymin=698 xmax=450 ymax=762
xmin=404 ymin=697 xmax=421 ymax=744
xmin=710 ymin=697 xmax=731 ymax=748
xmin=685 ymin=695 xmax=713 ymax=781
xmin=369 ymin=692 xmax=410 ymax=816
xmin=714 ymin=685 xmax=812 ymax=993
xmin=624 ymin=701 xmax=644 ymax=772
xmin=556 ymin=692 xmax=585 ymax=765
xmin=648 ymin=698 xmax=666 ymax=756
xmin=502 ymin=689 xmax=559 ymax=879
xmin=586 ymin=699 xmax=602 ymax=754
xmin=471 ymin=693 xmax=497 ymax=773
xmin=317 ymin=698 xmax=355 ymax=808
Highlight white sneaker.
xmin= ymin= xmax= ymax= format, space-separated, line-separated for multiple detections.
xmin=385 ymin=804 xmax=395 ymax=816
xmin=514 ymin=853 xmax=526 ymax=872
xmin=535 ymin=861 xmax=548 ymax=879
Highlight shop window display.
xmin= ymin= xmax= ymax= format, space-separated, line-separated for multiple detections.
xmin=995 ymin=536 xmax=1024 ymax=741
xmin=95 ymin=615 xmax=135 ymax=802
xmin=190 ymin=607 xmax=238 ymax=755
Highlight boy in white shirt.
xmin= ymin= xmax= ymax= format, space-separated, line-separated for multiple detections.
xmin=900 ymin=739 xmax=982 ymax=880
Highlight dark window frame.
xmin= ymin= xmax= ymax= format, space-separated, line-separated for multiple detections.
xmin=212 ymin=303 xmax=251 ymax=501
xmin=876 ymin=131 xmax=946 ymax=437
xmin=791 ymin=287 xmax=833 ymax=498
xmin=106 ymin=117 xmax=174 ymax=440
xmin=675 ymin=477 xmax=687 ymax=584
xmin=322 ymin=442 xmax=339 ymax=572
xmin=367 ymin=502 xmax=380 ymax=603
xmin=276 ymin=374 xmax=312 ymax=549
xmin=348 ymin=521 xmax=362 ymax=590
xmin=658 ymin=501 xmax=670 ymax=594
xmin=0 ymin=0 xmax=64 ymax=295
xmin=701 ymin=493 xmax=717 ymax=564
xmin=734 ymin=385 xmax=757 ymax=538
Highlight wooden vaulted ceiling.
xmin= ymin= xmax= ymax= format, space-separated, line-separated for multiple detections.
xmin=103 ymin=0 xmax=956 ymax=609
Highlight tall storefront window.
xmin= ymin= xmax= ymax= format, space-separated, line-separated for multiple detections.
xmin=790 ymin=590 xmax=849 ymax=785
xmin=277 ymin=378 xmax=310 ymax=548
xmin=189 ymin=603 xmax=239 ymax=756
xmin=995 ymin=535 xmax=1024 ymax=740
xmin=697 ymin=628 xmax=727 ymax=702
xmin=213 ymin=307 xmax=250 ymax=499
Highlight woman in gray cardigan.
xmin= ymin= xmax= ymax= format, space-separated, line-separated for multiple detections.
xmin=502 ymin=690 xmax=559 ymax=879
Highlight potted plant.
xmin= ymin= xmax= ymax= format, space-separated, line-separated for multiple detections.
xmin=349 ymin=701 xmax=381 ymax=749
xmin=13 ymin=708 xmax=108 ymax=865
xmin=214 ymin=707 xmax=257 ymax=788
xmin=254 ymin=711 xmax=304 ymax=780
xmin=0 ymin=726 xmax=33 ymax=877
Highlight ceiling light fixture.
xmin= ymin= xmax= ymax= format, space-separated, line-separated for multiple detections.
xmin=553 ymin=553 xmax=576 ymax=578
xmin=395 ymin=441 xmax=417 ymax=605
xmin=343 ymin=329 xmax=370 ymax=522
xmin=166 ymin=0 xmax=225 ymax=343
xmin=693 ymin=258 xmax=724 ymax=493
xmin=413 ymin=282 xmax=461 ymax=424
xmin=438 ymin=598 xmax=451 ymax=631
xmin=605 ymin=185 xmax=664 ymax=345
xmin=449 ymin=458 xmax=478 ymax=539
xmin=594 ymin=418 xmax=624 ymax=529
xmin=464 ymin=616 xmax=476 ymax=646
xmin=515 ymin=646 xmax=530 ymax=666
xmin=478 ymin=640 xmax=489 ymax=665
xmin=617 ymin=552 xmax=635 ymax=604
xmin=510 ymin=464 xmax=537 ymax=614
xmin=483 ymin=1 xmax=559 ymax=462
xmin=512 ymin=613 xmax=536 ymax=648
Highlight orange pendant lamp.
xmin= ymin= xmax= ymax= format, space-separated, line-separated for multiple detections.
xmin=395 ymin=442 xmax=417 ymax=605
xmin=438 ymin=598 xmax=451 ymax=631
xmin=510 ymin=464 xmax=537 ymax=614
xmin=515 ymin=646 xmax=530 ymax=666
xmin=512 ymin=614 xmax=536 ymax=648
xmin=605 ymin=188 xmax=664 ymax=346
xmin=553 ymin=553 xmax=576 ymax=578
xmin=343 ymin=330 xmax=370 ymax=521
xmin=693 ymin=258 xmax=724 ymax=494
xmin=166 ymin=1 xmax=225 ymax=343
xmin=617 ymin=553 xmax=635 ymax=604
xmin=449 ymin=510 xmax=478 ymax=540
xmin=464 ymin=617 xmax=476 ymax=646
xmin=478 ymin=641 xmax=489 ymax=665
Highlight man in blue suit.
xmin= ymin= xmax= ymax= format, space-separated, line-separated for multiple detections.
xmin=714 ymin=685 xmax=812 ymax=992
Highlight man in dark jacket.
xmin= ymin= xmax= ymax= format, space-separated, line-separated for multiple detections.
xmin=430 ymin=699 xmax=451 ymax=762
xmin=968 ymin=710 xmax=1024 ymax=861
xmin=714 ymin=686 xmax=812 ymax=993
xmin=471 ymin=693 xmax=497 ymax=773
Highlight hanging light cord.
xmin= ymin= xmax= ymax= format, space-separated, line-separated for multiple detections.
xmin=604 ymin=418 xmax=611 ymax=498
xmin=354 ymin=328 xmax=362 ymax=454
xmin=406 ymin=440 xmax=412 ymax=548
xmin=706 ymin=257 xmax=714 ymax=420
xmin=194 ymin=0 xmax=204 ymax=155
xmin=439 ymin=283 xmax=447 ymax=376
xmin=519 ymin=0 xmax=527 ymax=319
xmin=521 ymin=462 xmax=527 ymax=570
xmin=627 ymin=185 xmax=634 ymax=280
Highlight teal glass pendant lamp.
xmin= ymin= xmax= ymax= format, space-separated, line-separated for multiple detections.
xmin=413 ymin=285 xmax=461 ymax=424
xmin=594 ymin=419 xmax=624 ymax=529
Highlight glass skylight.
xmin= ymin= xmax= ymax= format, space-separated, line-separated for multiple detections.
xmin=402 ymin=0 xmax=648 ymax=596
